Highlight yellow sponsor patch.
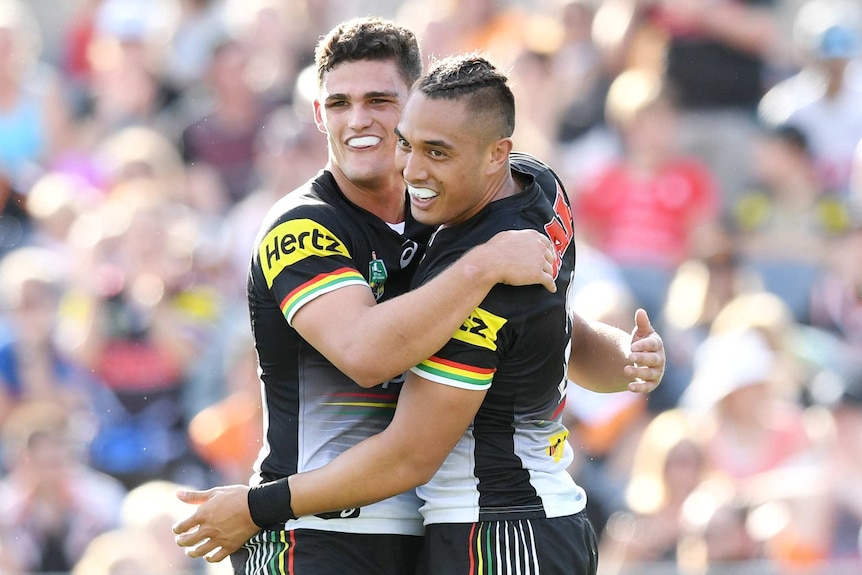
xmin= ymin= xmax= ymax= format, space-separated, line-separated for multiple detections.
xmin=259 ymin=219 xmax=351 ymax=287
xmin=451 ymin=307 xmax=507 ymax=351
xmin=548 ymin=430 xmax=568 ymax=463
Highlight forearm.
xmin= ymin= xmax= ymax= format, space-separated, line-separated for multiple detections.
xmin=277 ymin=375 xmax=473 ymax=518
xmin=333 ymin=246 xmax=500 ymax=386
xmin=699 ymin=4 xmax=779 ymax=56
xmin=568 ymin=314 xmax=632 ymax=393
xmin=287 ymin=429 xmax=431 ymax=516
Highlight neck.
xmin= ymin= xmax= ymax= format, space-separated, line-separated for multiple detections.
xmin=441 ymin=163 xmax=517 ymax=229
xmin=330 ymin=165 xmax=405 ymax=224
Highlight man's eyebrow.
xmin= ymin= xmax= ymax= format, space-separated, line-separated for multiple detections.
xmin=365 ymin=90 xmax=400 ymax=100
xmin=423 ymin=138 xmax=455 ymax=151
xmin=324 ymin=90 xmax=400 ymax=105
xmin=395 ymin=126 xmax=455 ymax=150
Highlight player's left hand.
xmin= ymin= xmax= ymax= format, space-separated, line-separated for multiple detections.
xmin=173 ymin=485 xmax=259 ymax=563
xmin=624 ymin=308 xmax=665 ymax=393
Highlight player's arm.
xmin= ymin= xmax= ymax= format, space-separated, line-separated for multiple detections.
xmin=295 ymin=229 xmax=555 ymax=387
xmin=174 ymin=373 xmax=484 ymax=562
xmin=569 ymin=308 xmax=665 ymax=394
xmin=288 ymin=372 xmax=482 ymax=513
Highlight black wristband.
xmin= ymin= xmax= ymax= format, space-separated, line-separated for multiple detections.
xmin=248 ymin=477 xmax=297 ymax=528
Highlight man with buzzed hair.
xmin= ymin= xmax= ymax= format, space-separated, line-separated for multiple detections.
xmin=174 ymin=18 xmax=561 ymax=575
xmin=176 ymin=50 xmax=665 ymax=575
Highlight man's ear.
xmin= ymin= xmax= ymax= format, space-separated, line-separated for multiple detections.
xmin=487 ymin=137 xmax=513 ymax=175
xmin=313 ymin=100 xmax=327 ymax=134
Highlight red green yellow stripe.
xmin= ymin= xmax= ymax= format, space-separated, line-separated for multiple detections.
xmin=412 ymin=355 xmax=495 ymax=389
xmin=281 ymin=267 xmax=366 ymax=322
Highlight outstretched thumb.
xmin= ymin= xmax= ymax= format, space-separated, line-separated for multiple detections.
xmin=633 ymin=308 xmax=653 ymax=338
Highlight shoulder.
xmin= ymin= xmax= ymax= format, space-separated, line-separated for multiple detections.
xmin=260 ymin=173 xmax=344 ymax=232
xmin=252 ymin=173 xmax=357 ymax=257
xmin=510 ymin=151 xmax=566 ymax=191
xmin=510 ymin=151 xmax=571 ymax=219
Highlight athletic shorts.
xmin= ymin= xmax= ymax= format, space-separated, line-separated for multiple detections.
xmin=416 ymin=512 xmax=598 ymax=575
xmin=230 ymin=529 xmax=423 ymax=575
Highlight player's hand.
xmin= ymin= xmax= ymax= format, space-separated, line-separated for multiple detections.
xmin=173 ymin=485 xmax=259 ymax=563
xmin=483 ymin=229 xmax=557 ymax=293
xmin=625 ymin=308 xmax=665 ymax=393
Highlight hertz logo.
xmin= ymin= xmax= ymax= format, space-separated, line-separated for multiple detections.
xmin=260 ymin=219 xmax=351 ymax=287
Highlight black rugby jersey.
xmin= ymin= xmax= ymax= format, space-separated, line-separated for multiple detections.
xmin=247 ymin=169 xmax=433 ymax=535
xmin=409 ymin=152 xmax=587 ymax=524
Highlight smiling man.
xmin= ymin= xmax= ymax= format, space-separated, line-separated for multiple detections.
xmin=174 ymin=49 xmax=665 ymax=575
xmin=172 ymin=18 xmax=559 ymax=575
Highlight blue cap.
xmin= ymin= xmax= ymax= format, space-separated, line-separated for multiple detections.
xmin=816 ymin=24 xmax=860 ymax=59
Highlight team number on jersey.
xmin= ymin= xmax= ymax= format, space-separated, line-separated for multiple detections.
xmin=260 ymin=219 xmax=351 ymax=287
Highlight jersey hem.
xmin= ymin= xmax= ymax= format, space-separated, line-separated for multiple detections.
xmin=283 ymin=516 xmax=424 ymax=536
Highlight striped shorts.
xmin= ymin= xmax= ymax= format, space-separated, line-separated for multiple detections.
xmin=416 ymin=512 xmax=598 ymax=575
xmin=230 ymin=528 xmax=423 ymax=575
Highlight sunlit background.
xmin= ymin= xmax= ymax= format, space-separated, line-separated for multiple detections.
xmin=0 ymin=1 xmax=860 ymax=574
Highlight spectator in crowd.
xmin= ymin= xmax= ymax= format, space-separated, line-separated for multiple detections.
xmin=180 ymin=38 xmax=277 ymax=206
xmin=187 ymin=333 xmax=261 ymax=485
xmin=808 ymin=210 xmax=862 ymax=353
xmin=0 ymin=246 xmax=92 ymax=428
xmin=73 ymin=0 xmax=179 ymax=151
xmin=554 ymin=0 xmax=621 ymax=193
xmin=23 ymin=171 xmax=98 ymax=258
xmin=70 ymin=527 xmax=176 ymax=575
xmin=397 ymin=0 xmax=529 ymax=68
xmin=0 ymin=0 xmax=72 ymax=254
xmin=58 ymin=184 xmax=216 ymax=490
xmin=678 ymin=488 xmax=767 ymax=574
xmin=220 ymin=0 xmax=317 ymax=105
xmin=759 ymin=0 xmax=862 ymax=198
xmin=732 ymin=123 xmax=853 ymax=321
xmin=594 ymin=0 xmax=784 ymax=211
xmin=554 ymin=0 xmax=612 ymax=147
xmin=162 ymin=0 xmax=226 ymax=96
xmin=573 ymin=67 xmax=721 ymax=324
xmin=0 ymin=0 xmax=72 ymax=189
xmin=659 ymin=227 xmax=764 ymax=409
xmin=681 ymin=327 xmax=813 ymax=481
xmin=0 ymin=400 xmax=127 ymax=573
xmin=747 ymin=365 xmax=862 ymax=569
xmin=119 ymin=479 xmax=210 ymax=574
xmin=598 ymin=408 xmax=712 ymax=573
xmin=817 ymin=370 xmax=862 ymax=562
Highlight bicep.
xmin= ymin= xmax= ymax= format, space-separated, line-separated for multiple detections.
xmin=291 ymin=284 xmax=378 ymax=367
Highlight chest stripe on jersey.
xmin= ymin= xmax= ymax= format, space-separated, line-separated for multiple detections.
xmin=320 ymin=391 xmax=399 ymax=413
xmin=280 ymin=267 xmax=367 ymax=323
xmin=411 ymin=356 xmax=495 ymax=390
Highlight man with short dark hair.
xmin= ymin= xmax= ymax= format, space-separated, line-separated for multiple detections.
xmin=175 ymin=48 xmax=665 ymax=575
xmin=174 ymin=18 xmax=561 ymax=575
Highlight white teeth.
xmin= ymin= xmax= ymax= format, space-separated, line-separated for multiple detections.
xmin=348 ymin=136 xmax=381 ymax=148
xmin=407 ymin=185 xmax=438 ymax=200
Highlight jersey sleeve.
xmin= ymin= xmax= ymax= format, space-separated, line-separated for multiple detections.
xmin=255 ymin=212 xmax=369 ymax=325
xmin=409 ymin=299 xmax=509 ymax=391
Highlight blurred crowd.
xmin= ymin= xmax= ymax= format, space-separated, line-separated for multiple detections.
xmin=0 ymin=0 xmax=860 ymax=574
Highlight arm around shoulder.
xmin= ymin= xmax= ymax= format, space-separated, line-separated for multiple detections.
xmin=293 ymin=229 xmax=556 ymax=387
